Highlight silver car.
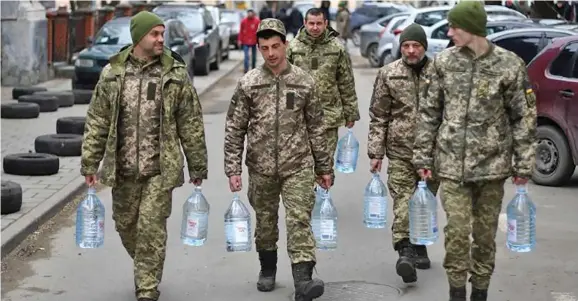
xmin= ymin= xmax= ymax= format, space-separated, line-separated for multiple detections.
xmin=373 ymin=15 xmax=410 ymax=67
xmin=205 ymin=6 xmax=231 ymax=60
xmin=359 ymin=12 xmax=412 ymax=67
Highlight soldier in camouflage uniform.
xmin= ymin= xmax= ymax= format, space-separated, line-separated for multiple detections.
xmin=412 ymin=2 xmax=537 ymax=301
xmin=367 ymin=23 xmax=440 ymax=285
xmin=286 ymin=8 xmax=360 ymax=173
xmin=81 ymin=11 xmax=208 ymax=301
xmin=224 ymin=18 xmax=333 ymax=301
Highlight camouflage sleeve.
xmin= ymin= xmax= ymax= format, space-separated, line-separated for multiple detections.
xmin=504 ymin=61 xmax=537 ymax=178
xmin=80 ymin=70 xmax=112 ymax=176
xmin=412 ymin=58 xmax=444 ymax=170
xmin=176 ymin=82 xmax=209 ymax=180
xmin=286 ymin=44 xmax=294 ymax=64
xmin=367 ymin=68 xmax=391 ymax=160
xmin=337 ymin=48 xmax=360 ymax=123
xmin=224 ymin=81 xmax=250 ymax=177
xmin=305 ymin=84 xmax=333 ymax=176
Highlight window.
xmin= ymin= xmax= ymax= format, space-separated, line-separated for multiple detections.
xmin=550 ymin=42 xmax=578 ymax=78
xmin=415 ymin=10 xmax=448 ymax=27
xmin=486 ymin=25 xmax=507 ymax=35
xmin=494 ymin=36 xmax=541 ymax=65
xmin=431 ymin=24 xmax=449 ymax=39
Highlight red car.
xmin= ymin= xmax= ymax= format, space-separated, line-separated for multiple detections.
xmin=527 ymin=35 xmax=578 ymax=186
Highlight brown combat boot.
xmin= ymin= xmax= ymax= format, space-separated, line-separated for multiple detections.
xmin=470 ymin=287 xmax=488 ymax=301
xmin=292 ymin=261 xmax=324 ymax=301
xmin=256 ymin=250 xmax=277 ymax=292
xmin=449 ymin=286 xmax=467 ymax=301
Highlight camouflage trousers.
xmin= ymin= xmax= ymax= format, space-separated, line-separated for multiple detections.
xmin=326 ymin=127 xmax=339 ymax=185
xmin=248 ymin=168 xmax=317 ymax=264
xmin=388 ymin=159 xmax=439 ymax=248
xmin=111 ymin=174 xmax=173 ymax=301
xmin=440 ymin=178 xmax=505 ymax=290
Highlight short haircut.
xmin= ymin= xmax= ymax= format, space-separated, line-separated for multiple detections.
xmin=305 ymin=8 xmax=327 ymax=21
xmin=256 ymin=29 xmax=287 ymax=44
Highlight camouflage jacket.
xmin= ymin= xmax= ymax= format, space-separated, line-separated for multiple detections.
xmin=224 ymin=63 xmax=333 ymax=178
xmin=368 ymin=58 xmax=433 ymax=161
xmin=81 ymin=45 xmax=208 ymax=189
xmin=287 ymin=27 xmax=360 ymax=129
xmin=412 ymin=43 xmax=537 ymax=182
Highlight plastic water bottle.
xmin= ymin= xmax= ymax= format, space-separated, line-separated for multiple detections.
xmin=335 ymin=129 xmax=359 ymax=173
xmin=506 ymin=185 xmax=536 ymax=252
xmin=363 ymin=173 xmax=387 ymax=229
xmin=409 ymin=181 xmax=438 ymax=246
xmin=224 ymin=193 xmax=252 ymax=252
xmin=312 ymin=188 xmax=338 ymax=250
xmin=75 ymin=187 xmax=105 ymax=248
xmin=181 ymin=186 xmax=210 ymax=246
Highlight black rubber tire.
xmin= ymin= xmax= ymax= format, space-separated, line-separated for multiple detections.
xmin=12 ymin=86 xmax=47 ymax=99
xmin=3 ymin=153 xmax=60 ymax=176
xmin=56 ymin=116 xmax=86 ymax=135
xmin=34 ymin=134 xmax=83 ymax=157
xmin=1 ymin=102 xmax=40 ymax=119
xmin=72 ymin=89 xmax=93 ymax=104
xmin=1 ymin=180 xmax=23 ymax=215
xmin=33 ymin=91 xmax=75 ymax=107
xmin=532 ymin=125 xmax=575 ymax=186
xmin=18 ymin=94 xmax=59 ymax=112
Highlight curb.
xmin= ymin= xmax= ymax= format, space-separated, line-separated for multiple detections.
xmin=0 ymin=59 xmax=242 ymax=259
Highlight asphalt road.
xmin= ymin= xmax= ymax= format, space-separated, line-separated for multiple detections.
xmin=2 ymin=62 xmax=578 ymax=301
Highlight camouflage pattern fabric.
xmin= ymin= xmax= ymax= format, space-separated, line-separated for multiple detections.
xmin=287 ymin=27 xmax=360 ymax=129
xmin=248 ymin=168 xmax=317 ymax=264
xmin=111 ymin=174 xmax=173 ymax=300
xmin=117 ymin=54 xmax=163 ymax=177
xmin=412 ymin=43 xmax=537 ymax=182
xmin=367 ymin=58 xmax=434 ymax=161
xmin=440 ymin=178 xmax=505 ymax=290
xmin=326 ymin=127 xmax=338 ymax=166
xmin=257 ymin=18 xmax=286 ymax=36
xmin=81 ymin=45 xmax=208 ymax=189
xmin=388 ymin=159 xmax=439 ymax=247
xmin=224 ymin=63 xmax=333 ymax=178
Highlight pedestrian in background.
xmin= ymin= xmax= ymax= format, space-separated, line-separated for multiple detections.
xmin=238 ymin=9 xmax=260 ymax=73
xmin=335 ymin=1 xmax=351 ymax=49
xmin=412 ymin=2 xmax=537 ymax=301
xmin=224 ymin=18 xmax=333 ymax=301
xmin=287 ymin=8 xmax=360 ymax=184
xmin=367 ymin=23 xmax=439 ymax=285
xmin=80 ymin=11 xmax=208 ymax=301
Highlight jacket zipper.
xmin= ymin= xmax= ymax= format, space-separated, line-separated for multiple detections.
xmin=461 ymin=62 xmax=476 ymax=184
xmin=275 ymin=80 xmax=280 ymax=173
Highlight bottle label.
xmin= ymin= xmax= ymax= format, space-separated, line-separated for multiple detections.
xmin=431 ymin=212 xmax=438 ymax=234
xmin=507 ymin=219 xmax=517 ymax=243
xmin=367 ymin=197 xmax=384 ymax=218
xmin=226 ymin=221 xmax=249 ymax=243
xmin=320 ymin=220 xmax=334 ymax=241
xmin=336 ymin=147 xmax=358 ymax=166
xmin=186 ymin=214 xmax=208 ymax=238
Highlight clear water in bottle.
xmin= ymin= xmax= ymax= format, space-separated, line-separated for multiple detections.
xmin=312 ymin=188 xmax=337 ymax=250
xmin=224 ymin=193 xmax=252 ymax=252
xmin=506 ymin=185 xmax=536 ymax=252
xmin=75 ymin=187 xmax=105 ymax=248
xmin=409 ymin=181 xmax=438 ymax=246
xmin=335 ymin=129 xmax=359 ymax=173
xmin=181 ymin=186 xmax=210 ymax=246
xmin=363 ymin=173 xmax=387 ymax=229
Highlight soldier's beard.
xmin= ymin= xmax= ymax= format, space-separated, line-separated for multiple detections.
xmin=401 ymin=53 xmax=425 ymax=66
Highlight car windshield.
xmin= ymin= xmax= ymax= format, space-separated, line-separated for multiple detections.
xmin=94 ymin=22 xmax=132 ymax=45
xmin=221 ymin=11 xmax=240 ymax=23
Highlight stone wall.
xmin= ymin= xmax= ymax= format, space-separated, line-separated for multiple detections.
xmin=1 ymin=1 xmax=49 ymax=86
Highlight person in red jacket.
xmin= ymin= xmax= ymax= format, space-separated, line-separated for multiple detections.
xmin=238 ymin=9 xmax=261 ymax=73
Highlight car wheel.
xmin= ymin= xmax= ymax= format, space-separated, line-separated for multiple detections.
xmin=532 ymin=125 xmax=576 ymax=186
xmin=210 ymin=48 xmax=221 ymax=71
xmin=194 ymin=57 xmax=210 ymax=76
xmin=351 ymin=29 xmax=360 ymax=46
xmin=367 ymin=44 xmax=381 ymax=68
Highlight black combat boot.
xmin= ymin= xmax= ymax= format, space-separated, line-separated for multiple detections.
xmin=395 ymin=239 xmax=417 ymax=283
xmin=257 ymin=250 xmax=277 ymax=292
xmin=449 ymin=286 xmax=467 ymax=301
xmin=292 ymin=261 xmax=324 ymax=301
xmin=412 ymin=244 xmax=431 ymax=269
xmin=470 ymin=287 xmax=488 ymax=301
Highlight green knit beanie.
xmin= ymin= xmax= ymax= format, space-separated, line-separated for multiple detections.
xmin=130 ymin=11 xmax=165 ymax=44
xmin=399 ymin=23 xmax=428 ymax=50
xmin=447 ymin=1 xmax=487 ymax=37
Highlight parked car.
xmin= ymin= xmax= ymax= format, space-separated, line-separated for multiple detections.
xmin=154 ymin=4 xmax=221 ymax=75
xmin=360 ymin=12 xmax=410 ymax=67
xmin=73 ymin=16 xmax=196 ymax=90
xmin=205 ymin=5 xmax=231 ymax=60
xmin=369 ymin=14 xmax=410 ymax=67
xmin=527 ymin=35 xmax=578 ymax=186
xmin=348 ymin=2 xmax=413 ymax=46
xmin=220 ymin=9 xmax=243 ymax=49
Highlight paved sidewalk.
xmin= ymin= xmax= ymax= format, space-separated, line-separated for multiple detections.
xmin=1 ymin=52 xmax=243 ymax=256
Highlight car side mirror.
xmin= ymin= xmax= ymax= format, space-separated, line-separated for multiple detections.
xmin=170 ymin=37 xmax=185 ymax=47
xmin=87 ymin=36 xmax=93 ymax=45
xmin=205 ymin=24 xmax=213 ymax=31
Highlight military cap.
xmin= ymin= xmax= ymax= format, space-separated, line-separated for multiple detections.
xmin=257 ymin=18 xmax=286 ymax=37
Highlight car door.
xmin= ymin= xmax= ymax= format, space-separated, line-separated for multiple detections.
xmin=428 ymin=21 xmax=450 ymax=56
xmin=174 ymin=21 xmax=193 ymax=66
xmin=202 ymin=9 xmax=218 ymax=60
xmin=492 ymin=33 xmax=542 ymax=65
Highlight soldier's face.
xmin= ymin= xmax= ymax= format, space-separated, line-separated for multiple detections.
xmin=400 ymin=41 xmax=425 ymax=65
xmin=305 ymin=14 xmax=327 ymax=38
xmin=258 ymin=36 xmax=287 ymax=69
xmin=447 ymin=26 xmax=473 ymax=48
xmin=139 ymin=25 xmax=165 ymax=57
